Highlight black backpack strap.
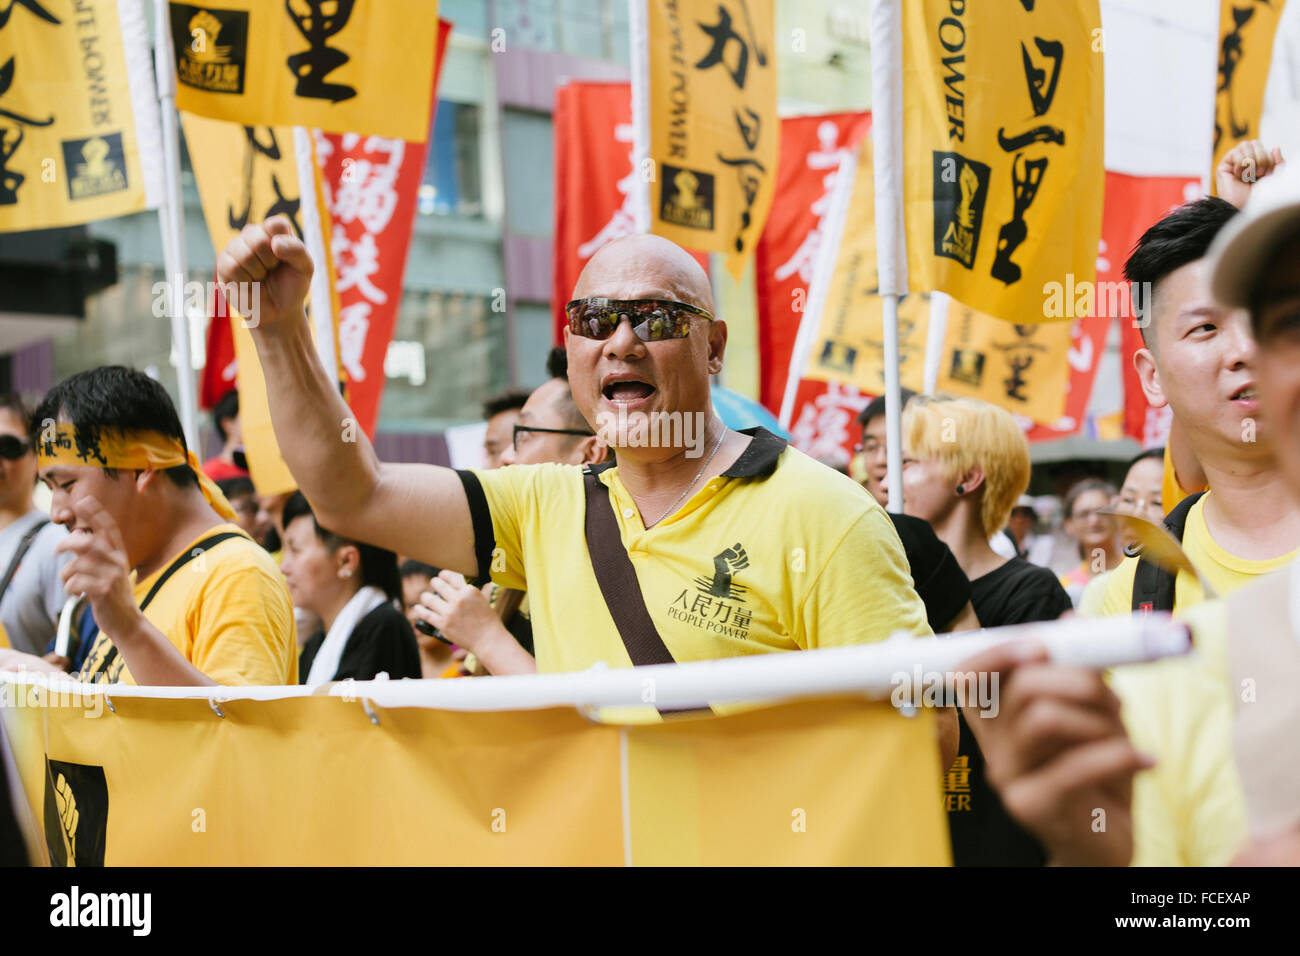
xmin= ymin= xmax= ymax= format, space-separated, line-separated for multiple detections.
xmin=91 ymin=531 xmax=244 ymax=679
xmin=0 ymin=518 xmax=47 ymax=600
xmin=1131 ymin=491 xmax=1206 ymax=613
xmin=582 ymin=469 xmax=709 ymax=716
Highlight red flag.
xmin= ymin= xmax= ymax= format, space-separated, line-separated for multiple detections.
xmin=551 ymin=81 xmax=706 ymax=344
xmin=752 ymin=113 xmax=871 ymax=416
xmin=201 ymin=274 xmax=239 ymax=409
xmin=313 ymin=18 xmax=453 ymax=437
xmin=1113 ymin=173 xmax=1203 ymax=445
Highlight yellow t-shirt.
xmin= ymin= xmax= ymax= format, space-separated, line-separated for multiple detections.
xmin=77 ymin=524 xmax=297 ymax=686
xmin=464 ymin=430 xmax=932 ymax=676
xmin=1109 ymin=599 xmax=1247 ymax=865
xmin=1096 ymin=492 xmax=1297 ymax=616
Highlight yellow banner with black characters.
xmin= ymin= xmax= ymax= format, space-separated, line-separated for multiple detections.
xmin=169 ymin=0 xmax=438 ymax=142
xmin=802 ymin=140 xmax=928 ymax=395
xmin=646 ymin=0 xmax=778 ymax=278
xmin=1211 ymin=0 xmax=1287 ymax=191
xmin=180 ymin=111 xmax=333 ymax=495
xmin=901 ymin=0 xmax=1104 ymax=324
xmin=936 ymin=297 xmax=1070 ymax=425
xmin=1 ymin=683 xmax=949 ymax=865
xmin=0 ymin=0 xmax=162 ymax=233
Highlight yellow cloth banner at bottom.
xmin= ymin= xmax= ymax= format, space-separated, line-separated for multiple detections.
xmin=2 ymin=689 xmax=948 ymax=866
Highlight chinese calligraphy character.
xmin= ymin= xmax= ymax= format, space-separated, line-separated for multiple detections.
xmin=1215 ymin=2 xmax=1266 ymax=149
xmin=286 ymin=0 xmax=357 ymax=103
xmin=0 ymin=0 xmax=59 ymax=30
xmin=694 ymin=2 xmax=767 ymax=90
xmin=990 ymin=155 xmax=1048 ymax=285
xmin=228 ymin=127 xmax=302 ymax=237
xmin=334 ymin=232 xmax=387 ymax=304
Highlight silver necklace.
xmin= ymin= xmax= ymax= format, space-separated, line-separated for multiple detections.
xmin=645 ymin=420 xmax=727 ymax=528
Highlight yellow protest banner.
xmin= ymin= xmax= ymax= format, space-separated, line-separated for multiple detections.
xmin=646 ymin=0 xmax=778 ymax=278
xmin=0 ymin=0 xmax=162 ymax=233
xmin=1211 ymin=0 xmax=1287 ymax=190
xmin=801 ymin=140 xmax=928 ymax=395
xmin=2 ymin=685 xmax=949 ymax=865
xmin=169 ymin=0 xmax=438 ymax=142
xmin=936 ymin=298 xmax=1070 ymax=425
xmin=901 ymin=0 xmax=1104 ymax=324
xmin=180 ymin=111 xmax=336 ymax=494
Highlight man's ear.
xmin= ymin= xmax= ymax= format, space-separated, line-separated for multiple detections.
xmin=958 ymin=465 xmax=987 ymax=495
xmin=706 ymin=319 xmax=727 ymax=375
xmin=577 ymin=435 xmax=609 ymax=467
xmin=1133 ymin=347 xmax=1167 ymax=409
xmin=134 ymin=468 xmax=157 ymax=493
xmin=335 ymin=543 xmax=361 ymax=577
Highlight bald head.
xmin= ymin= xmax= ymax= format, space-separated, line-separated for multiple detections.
xmin=572 ymin=234 xmax=714 ymax=312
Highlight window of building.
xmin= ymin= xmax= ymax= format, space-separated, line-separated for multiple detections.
xmin=419 ymin=100 xmax=485 ymax=219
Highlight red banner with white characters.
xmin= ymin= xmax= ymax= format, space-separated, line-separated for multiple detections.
xmin=1024 ymin=171 xmax=1199 ymax=442
xmin=551 ymin=81 xmax=708 ymax=343
xmin=316 ymin=18 xmax=452 ymax=437
xmin=1114 ymin=172 xmax=1204 ymax=446
xmin=786 ymin=379 xmax=870 ymax=467
xmin=753 ymin=113 xmax=871 ymax=420
xmin=199 ymin=20 xmax=452 ymax=433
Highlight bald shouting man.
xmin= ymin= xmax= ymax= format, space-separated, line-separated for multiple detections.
xmin=219 ymin=219 xmax=946 ymax=735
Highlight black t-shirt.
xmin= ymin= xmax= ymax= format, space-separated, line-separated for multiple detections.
xmin=299 ymin=601 xmax=423 ymax=683
xmin=945 ymin=558 xmax=1072 ymax=867
xmin=887 ymin=513 xmax=971 ymax=633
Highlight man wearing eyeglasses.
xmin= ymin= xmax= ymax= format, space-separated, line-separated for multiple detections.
xmin=0 ymin=394 xmax=69 ymax=657
xmin=220 ymin=221 xmax=942 ymax=738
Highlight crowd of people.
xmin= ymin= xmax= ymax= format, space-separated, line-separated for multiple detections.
xmin=0 ymin=138 xmax=1297 ymax=866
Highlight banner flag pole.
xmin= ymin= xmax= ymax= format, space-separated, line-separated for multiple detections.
xmin=628 ymin=0 xmax=651 ymax=234
xmin=871 ymin=0 xmax=908 ymax=508
xmin=153 ymin=0 xmax=199 ymax=451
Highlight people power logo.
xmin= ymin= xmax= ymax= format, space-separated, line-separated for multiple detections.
xmin=949 ymin=348 xmax=986 ymax=388
xmin=667 ymin=544 xmax=754 ymax=640
xmin=62 ymin=134 xmax=128 ymax=200
xmin=43 ymin=758 xmax=108 ymax=867
xmin=659 ymin=165 xmax=715 ymax=231
xmin=172 ymin=5 xmax=249 ymax=94
xmin=932 ymin=151 xmax=990 ymax=269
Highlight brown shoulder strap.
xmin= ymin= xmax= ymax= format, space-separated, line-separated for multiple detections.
xmin=583 ymin=469 xmax=677 ymax=665
xmin=582 ymin=468 xmax=711 ymax=716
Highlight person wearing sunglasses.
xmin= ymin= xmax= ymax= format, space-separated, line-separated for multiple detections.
xmin=222 ymin=222 xmax=945 ymax=748
xmin=0 ymin=394 xmax=70 ymax=659
xmin=414 ymin=348 xmax=609 ymax=676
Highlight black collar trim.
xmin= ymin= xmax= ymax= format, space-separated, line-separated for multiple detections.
xmin=583 ymin=426 xmax=789 ymax=478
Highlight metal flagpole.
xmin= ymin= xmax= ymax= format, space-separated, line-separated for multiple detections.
xmin=153 ymin=0 xmax=199 ymax=451
xmin=628 ymin=0 xmax=651 ymax=233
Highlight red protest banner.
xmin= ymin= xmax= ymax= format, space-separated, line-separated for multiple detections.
xmin=753 ymin=112 xmax=870 ymax=417
xmin=314 ymin=18 xmax=453 ymax=438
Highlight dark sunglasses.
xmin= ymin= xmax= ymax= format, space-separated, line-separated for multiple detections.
xmin=512 ymin=424 xmax=593 ymax=453
xmin=0 ymin=435 xmax=30 ymax=460
xmin=565 ymin=297 xmax=713 ymax=342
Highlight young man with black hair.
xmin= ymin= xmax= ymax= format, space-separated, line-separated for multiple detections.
xmin=1092 ymin=164 xmax=1299 ymax=616
xmin=0 ymin=367 xmax=296 ymax=686
xmin=481 ymin=388 xmax=530 ymax=470
xmin=0 ymin=393 xmax=69 ymax=656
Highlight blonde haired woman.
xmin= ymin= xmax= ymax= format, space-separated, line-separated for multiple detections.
xmin=900 ymin=394 xmax=1071 ymax=868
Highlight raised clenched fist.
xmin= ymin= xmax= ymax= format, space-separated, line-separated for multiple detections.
xmin=215 ymin=216 xmax=314 ymax=333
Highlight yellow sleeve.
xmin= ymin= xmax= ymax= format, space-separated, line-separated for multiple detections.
xmin=189 ymin=556 xmax=298 ymax=685
xmin=0 ymin=618 xmax=8 ymax=648
xmin=465 ymin=464 xmax=546 ymax=591
xmin=1078 ymin=570 xmax=1111 ymax=617
xmin=1112 ymin=601 xmax=1247 ymax=866
xmin=798 ymin=506 xmax=933 ymax=648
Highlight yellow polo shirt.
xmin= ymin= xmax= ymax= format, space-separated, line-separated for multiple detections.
xmin=460 ymin=429 xmax=931 ymax=676
xmin=1110 ymin=599 xmax=1247 ymax=865
xmin=77 ymin=524 xmax=297 ymax=686
xmin=1094 ymin=492 xmax=1296 ymax=616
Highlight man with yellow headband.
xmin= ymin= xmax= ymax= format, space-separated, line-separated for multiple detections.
xmin=0 ymin=367 xmax=296 ymax=686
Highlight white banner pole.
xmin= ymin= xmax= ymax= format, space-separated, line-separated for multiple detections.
xmin=628 ymin=0 xmax=651 ymax=233
xmin=153 ymin=0 xmax=199 ymax=451
xmin=870 ymin=0 xmax=908 ymax=507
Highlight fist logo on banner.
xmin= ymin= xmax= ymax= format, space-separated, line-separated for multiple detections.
xmin=172 ymin=5 xmax=250 ymax=94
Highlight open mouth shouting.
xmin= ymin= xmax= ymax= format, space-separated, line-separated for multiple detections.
xmin=1230 ymin=382 xmax=1259 ymax=413
xmin=601 ymin=373 xmax=658 ymax=409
